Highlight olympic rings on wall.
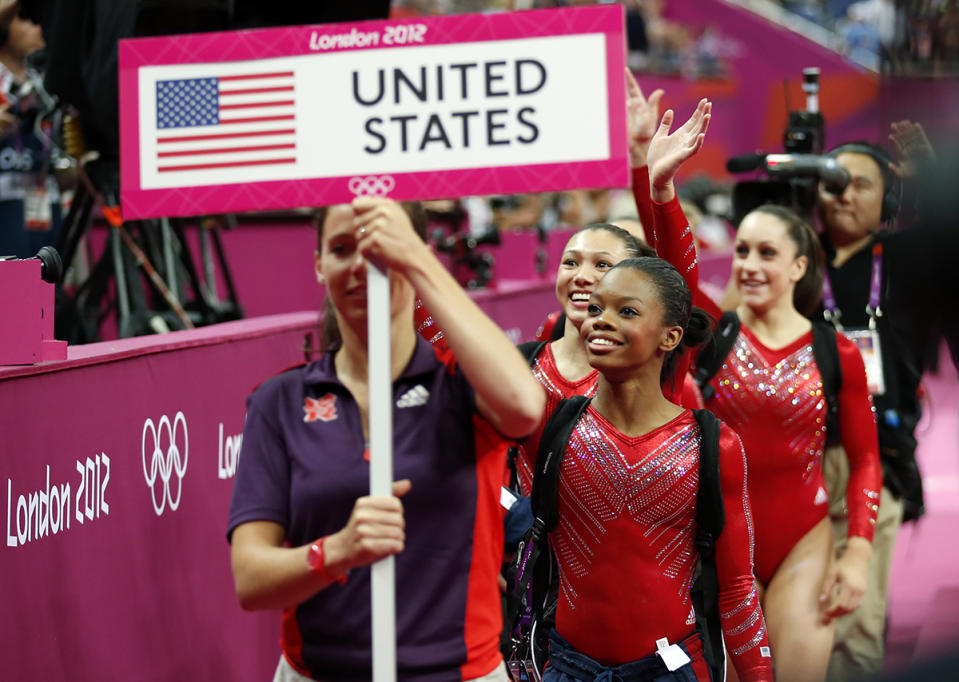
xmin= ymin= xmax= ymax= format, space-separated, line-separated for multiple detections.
xmin=142 ymin=412 xmax=189 ymax=516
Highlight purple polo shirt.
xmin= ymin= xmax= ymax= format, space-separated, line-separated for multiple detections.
xmin=227 ymin=337 xmax=507 ymax=681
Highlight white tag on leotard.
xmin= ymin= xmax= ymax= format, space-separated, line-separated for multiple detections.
xmin=500 ymin=486 xmax=519 ymax=510
xmin=655 ymin=643 xmax=691 ymax=671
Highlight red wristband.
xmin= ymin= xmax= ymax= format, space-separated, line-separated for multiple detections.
xmin=306 ymin=536 xmax=348 ymax=585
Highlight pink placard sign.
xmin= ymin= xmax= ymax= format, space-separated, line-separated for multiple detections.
xmin=118 ymin=5 xmax=628 ymax=219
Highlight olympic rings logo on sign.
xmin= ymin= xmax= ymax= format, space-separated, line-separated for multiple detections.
xmin=347 ymin=175 xmax=396 ymax=197
xmin=142 ymin=412 xmax=189 ymax=516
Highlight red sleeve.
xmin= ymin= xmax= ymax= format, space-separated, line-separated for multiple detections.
xmin=631 ymin=166 xmax=658 ymax=249
xmin=677 ymin=372 xmax=705 ymax=410
xmin=536 ymin=311 xmax=562 ymax=343
xmin=714 ymin=424 xmax=773 ymax=681
xmin=644 ymin=191 xmax=722 ymax=398
xmin=835 ymin=334 xmax=882 ymax=542
xmin=415 ymin=299 xmax=447 ymax=349
xmin=651 ymin=196 xmax=699 ymax=293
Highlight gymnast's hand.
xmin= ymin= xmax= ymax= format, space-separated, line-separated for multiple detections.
xmin=819 ymin=536 xmax=871 ymax=622
xmin=325 ymin=479 xmax=413 ymax=572
xmin=647 ymin=98 xmax=711 ymax=203
xmin=625 ymin=67 xmax=664 ymax=169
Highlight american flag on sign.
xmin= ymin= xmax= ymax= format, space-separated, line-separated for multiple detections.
xmin=154 ymin=71 xmax=296 ymax=173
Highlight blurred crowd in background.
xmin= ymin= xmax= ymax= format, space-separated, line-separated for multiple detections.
xmin=2 ymin=0 xmax=955 ymax=345
xmin=393 ymin=1 xmax=959 ymax=75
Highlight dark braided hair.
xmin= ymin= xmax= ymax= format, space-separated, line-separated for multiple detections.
xmin=607 ymin=257 xmax=713 ymax=388
xmin=571 ymin=222 xmax=650 ymax=259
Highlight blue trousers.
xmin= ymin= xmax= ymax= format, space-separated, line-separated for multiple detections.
xmin=541 ymin=630 xmax=707 ymax=682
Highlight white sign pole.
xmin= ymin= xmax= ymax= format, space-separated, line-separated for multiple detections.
xmin=367 ymin=262 xmax=396 ymax=682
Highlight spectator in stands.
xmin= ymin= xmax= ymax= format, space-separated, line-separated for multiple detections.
xmin=934 ymin=0 xmax=959 ymax=71
xmin=227 ymin=197 xmax=544 ymax=681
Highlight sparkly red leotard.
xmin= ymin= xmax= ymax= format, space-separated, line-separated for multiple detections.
xmin=519 ymin=409 xmax=772 ymax=680
xmin=516 ymin=344 xmax=599 ymax=495
xmin=697 ymin=322 xmax=881 ymax=583
xmin=518 ymin=173 xmax=704 ymax=489
xmin=634 ymin=176 xmax=882 ymax=584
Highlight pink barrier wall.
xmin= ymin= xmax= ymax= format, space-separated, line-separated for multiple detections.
xmin=0 ymin=313 xmax=319 ymax=681
xmin=86 ymin=220 xmax=581 ymax=343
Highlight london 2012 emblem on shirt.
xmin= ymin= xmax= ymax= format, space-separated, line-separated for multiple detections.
xmin=303 ymin=394 xmax=338 ymax=423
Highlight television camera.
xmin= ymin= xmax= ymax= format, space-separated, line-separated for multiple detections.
xmin=726 ymin=68 xmax=850 ymax=226
xmin=426 ymin=204 xmax=501 ymax=289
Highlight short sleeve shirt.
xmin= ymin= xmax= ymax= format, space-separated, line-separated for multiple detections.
xmin=228 ymin=337 xmax=507 ymax=681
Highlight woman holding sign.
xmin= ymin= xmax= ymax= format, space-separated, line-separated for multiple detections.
xmin=227 ymin=197 xmax=545 ymax=682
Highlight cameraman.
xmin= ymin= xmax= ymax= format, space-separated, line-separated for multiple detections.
xmin=815 ymin=128 xmax=932 ymax=682
xmin=0 ymin=0 xmax=62 ymax=258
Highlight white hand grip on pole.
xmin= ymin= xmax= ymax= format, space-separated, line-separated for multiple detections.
xmin=367 ymin=262 xmax=396 ymax=682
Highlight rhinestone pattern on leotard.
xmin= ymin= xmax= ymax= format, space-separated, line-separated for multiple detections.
xmin=553 ymin=412 xmax=701 ymax=611
xmin=711 ymin=334 xmax=827 ymax=484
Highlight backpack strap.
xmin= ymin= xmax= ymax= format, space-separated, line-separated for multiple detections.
xmin=518 ymin=340 xmax=549 ymax=367
xmin=811 ymin=321 xmax=842 ymax=445
xmin=508 ymin=395 xmax=591 ymax=643
xmin=691 ymin=408 xmax=726 ymax=682
xmin=531 ymin=395 xmax=592 ymax=533
xmin=694 ymin=311 xmax=741 ymax=401
xmin=506 ymin=340 xmax=551 ymax=490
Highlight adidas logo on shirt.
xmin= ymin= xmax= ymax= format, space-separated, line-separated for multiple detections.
xmin=397 ymin=385 xmax=430 ymax=408
xmin=814 ymin=486 xmax=829 ymax=505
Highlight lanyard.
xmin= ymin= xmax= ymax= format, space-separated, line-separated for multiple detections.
xmin=822 ymin=242 xmax=883 ymax=331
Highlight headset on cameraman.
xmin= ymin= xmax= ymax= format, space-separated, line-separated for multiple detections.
xmin=826 ymin=142 xmax=901 ymax=225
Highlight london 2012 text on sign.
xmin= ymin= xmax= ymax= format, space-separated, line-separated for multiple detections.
xmin=118 ymin=5 xmax=628 ymax=219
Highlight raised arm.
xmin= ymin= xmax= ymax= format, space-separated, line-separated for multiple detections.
xmin=714 ymin=426 xmax=774 ymax=681
xmin=819 ymin=336 xmax=881 ymax=621
xmin=625 ymin=68 xmax=663 ymax=247
xmin=645 ymin=100 xmax=710 ymax=281
xmin=888 ymin=119 xmax=935 ymax=179
xmin=352 ymin=196 xmax=545 ymax=439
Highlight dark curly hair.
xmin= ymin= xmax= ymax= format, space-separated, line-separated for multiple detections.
xmin=606 ymin=257 xmax=713 ymax=388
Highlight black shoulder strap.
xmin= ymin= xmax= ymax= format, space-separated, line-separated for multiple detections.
xmin=691 ymin=408 xmax=725 ymax=682
xmin=692 ymin=409 xmax=724 ymax=541
xmin=508 ymin=394 xmax=591 ymax=643
xmin=517 ymin=340 xmax=549 ymax=367
xmin=550 ymin=312 xmax=567 ymax=341
xmin=694 ymin=311 xmax=741 ymax=401
xmin=506 ymin=340 xmax=550 ymax=489
xmin=530 ymin=395 xmax=591 ymax=533
xmin=811 ymin=321 xmax=842 ymax=445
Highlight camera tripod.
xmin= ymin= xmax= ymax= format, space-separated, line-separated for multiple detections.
xmin=54 ymin=158 xmax=243 ymax=343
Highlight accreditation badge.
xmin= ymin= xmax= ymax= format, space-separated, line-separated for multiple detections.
xmin=843 ymin=328 xmax=886 ymax=396
xmin=24 ymin=180 xmax=52 ymax=231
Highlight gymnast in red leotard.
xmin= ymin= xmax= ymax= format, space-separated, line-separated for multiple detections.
xmin=513 ymin=89 xmax=712 ymax=496
xmin=633 ymin=98 xmax=882 ymax=679
xmin=521 ymin=256 xmax=773 ymax=681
